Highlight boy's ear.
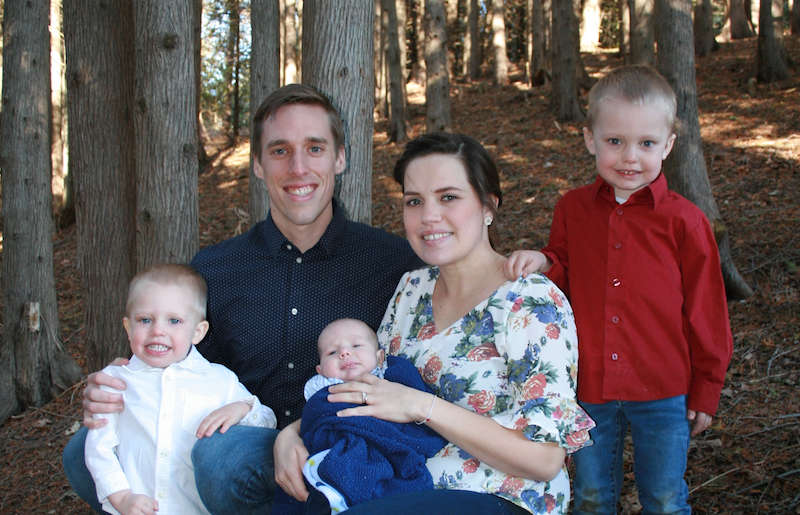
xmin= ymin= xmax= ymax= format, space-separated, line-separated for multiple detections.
xmin=122 ymin=317 xmax=132 ymax=339
xmin=376 ymin=348 xmax=385 ymax=367
xmin=582 ymin=127 xmax=596 ymax=155
xmin=662 ymin=133 xmax=677 ymax=160
xmin=192 ymin=320 xmax=210 ymax=345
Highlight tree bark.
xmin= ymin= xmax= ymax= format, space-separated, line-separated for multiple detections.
xmin=619 ymin=0 xmax=631 ymax=62
xmin=792 ymin=0 xmax=800 ymax=34
xmin=446 ymin=0 xmax=459 ymax=76
xmin=194 ymin=0 xmax=210 ymax=167
xmin=629 ymin=0 xmax=655 ymax=65
xmin=134 ymin=0 xmax=199 ymax=268
xmin=379 ymin=0 xmax=389 ymax=118
xmin=655 ymin=0 xmax=754 ymax=300
xmin=65 ymin=0 xmax=138 ymax=372
xmin=491 ymin=0 xmax=509 ymax=85
xmin=226 ymin=0 xmax=241 ymax=139
xmin=284 ymin=0 xmax=299 ymax=84
xmin=581 ymin=0 xmax=602 ymax=51
xmin=1 ymin=0 xmax=83 ymax=424
xmin=694 ymin=0 xmax=717 ymax=56
xmin=385 ymin=0 xmax=409 ymax=142
xmin=756 ymin=0 xmax=790 ymax=82
xmin=250 ymin=0 xmax=280 ymax=224
xmin=411 ymin=0 xmax=428 ymax=84
xmin=303 ymin=0 xmax=375 ymax=224
xmin=550 ymin=0 xmax=584 ymax=120
xmin=720 ymin=0 xmax=756 ymax=41
xmin=467 ymin=0 xmax=480 ymax=80
xmin=425 ymin=0 xmax=452 ymax=132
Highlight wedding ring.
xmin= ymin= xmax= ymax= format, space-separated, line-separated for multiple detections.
xmin=361 ymin=391 xmax=368 ymax=404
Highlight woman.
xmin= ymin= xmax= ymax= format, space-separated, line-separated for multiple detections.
xmin=275 ymin=133 xmax=593 ymax=514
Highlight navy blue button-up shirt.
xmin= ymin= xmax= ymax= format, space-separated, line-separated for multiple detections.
xmin=191 ymin=203 xmax=423 ymax=428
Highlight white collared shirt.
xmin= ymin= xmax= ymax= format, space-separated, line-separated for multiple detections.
xmin=85 ymin=347 xmax=276 ymax=515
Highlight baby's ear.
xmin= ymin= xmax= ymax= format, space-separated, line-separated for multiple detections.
xmin=192 ymin=320 xmax=210 ymax=344
xmin=122 ymin=317 xmax=132 ymax=339
xmin=376 ymin=348 xmax=386 ymax=367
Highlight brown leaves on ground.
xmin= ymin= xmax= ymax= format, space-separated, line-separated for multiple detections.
xmin=1 ymin=37 xmax=799 ymax=514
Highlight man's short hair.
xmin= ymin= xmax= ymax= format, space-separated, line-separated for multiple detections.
xmin=586 ymin=65 xmax=677 ymax=131
xmin=250 ymin=84 xmax=345 ymax=161
xmin=126 ymin=263 xmax=208 ymax=319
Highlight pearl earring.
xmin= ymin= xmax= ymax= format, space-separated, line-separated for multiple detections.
xmin=484 ymin=216 xmax=493 ymax=226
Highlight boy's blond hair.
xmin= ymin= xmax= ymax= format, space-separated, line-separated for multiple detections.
xmin=586 ymin=65 xmax=677 ymax=131
xmin=126 ymin=263 xmax=207 ymax=319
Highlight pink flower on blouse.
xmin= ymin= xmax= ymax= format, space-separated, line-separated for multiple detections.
xmin=418 ymin=322 xmax=437 ymax=341
xmin=467 ymin=343 xmax=500 ymax=361
xmin=548 ymin=287 xmax=564 ymax=307
xmin=566 ymin=429 xmax=591 ymax=448
xmin=522 ymin=373 xmax=547 ymax=400
xmin=467 ymin=390 xmax=496 ymax=415
xmin=462 ymin=458 xmax=480 ymax=473
xmin=545 ymin=323 xmax=561 ymax=340
xmin=510 ymin=297 xmax=524 ymax=313
xmin=545 ymin=493 xmax=557 ymax=513
xmin=421 ymin=355 xmax=442 ymax=384
xmin=498 ymin=476 xmax=525 ymax=496
xmin=390 ymin=334 xmax=401 ymax=355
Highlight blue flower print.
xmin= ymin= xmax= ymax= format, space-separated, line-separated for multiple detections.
xmin=521 ymin=489 xmax=548 ymax=514
xmin=457 ymin=448 xmax=475 ymax=460
xmin=506 ymin=291 xmax=519 ymax=303
xmin=532 ymin=303 xmax=558 ymax=324
xmin=410 ymin=277 xmax=420 ymax=286
xmin=461 ymin=310 xmax=494 ymax=338
xmin=439 ymin=373 xmax=470 ymax=402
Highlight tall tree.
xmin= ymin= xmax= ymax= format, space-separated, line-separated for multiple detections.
xmin=376 ymin=0 xmax=389 ymax=117
xmin=793 ymin=0 xmax=800 ymax=34
xmin=425 ymin=0 xmax=452 ymax=132
xmin=50 ymin=0 xmax=70 ymax=219
xmin=629 ymin=0 xmax=655 ymax=65
xmin=225 ymin=0 xmax=242 ymax=139
xmin=249 ymin=0 xmax=281 ymax=224
xmin=581 ymin=0 xmax=602 ymax=51
xmin=719 ymin=0 xmax=756 ymax=41
xmin=619 ymin=0 xmax=631 ymax=62
xmin=467 ymin=0 xmax=480 ymax=80
xmin=1 ymin=0 xmax=83 ymax=424
xmin=134 ymin=0 xmax=199 ymax=268
xmin=528 ymin=0 xmax=546 ymax=84
xmin=303 ymin=0 xmax=375 ymax=224
xmin=411 ymin=0 xmax=428 ymax=84
xmin=655 ymin=0 xmax=754 ymax=300
xmin=385 ymin=0 xmax=409 ymax=142
xmin=491 ymin=0 xmax=509 ymax=85
xmin=65 ymin=0 xmax=138 ymax=372
xmin=551 ymin=0 xmax=584 ymax=120
xmin=194 ymin=0 xmax=211 ymax=167
xmin=694 ymin=0 xmax=717 ymax=56
xmin=756 ymin=0 xmax=790 ymax=82
xmin=284 ymin=0 xmax=299 ymax=83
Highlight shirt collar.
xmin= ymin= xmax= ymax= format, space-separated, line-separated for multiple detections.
xmin=591 ymin=172 xmax=668 ymax=209
xmin=124 ymin=347 xmax=212 ymax=373
xmin=258 ymin=199 xmax=347 ymax=259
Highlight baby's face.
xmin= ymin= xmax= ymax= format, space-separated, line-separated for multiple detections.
xmin=317 ymin=320 xmax=384 ymax=381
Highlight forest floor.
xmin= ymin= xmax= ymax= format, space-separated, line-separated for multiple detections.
xmin=1 ymin=37 xmax=799 ymax=514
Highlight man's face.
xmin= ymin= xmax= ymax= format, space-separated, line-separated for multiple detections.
xmin=253 ymin=104 xmax=346 ymax=245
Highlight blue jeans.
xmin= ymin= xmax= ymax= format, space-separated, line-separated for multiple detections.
xmin=572 ymin=396 xmax=691 ymax=515
xmin=306 ymin=489 xmax=530 ymax=515
xmin=63 ymin=425 xmax=279 ymax=515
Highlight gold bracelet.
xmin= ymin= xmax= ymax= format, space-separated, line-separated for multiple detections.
xmin=415 ymin=394 xmax=436 ymax=425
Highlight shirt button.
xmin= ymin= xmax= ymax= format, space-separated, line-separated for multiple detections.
xmin=291 ymin=308 xmax=298 ymax=315
xmin=611 ymin=316 xmax=619 ymax=323
xmin=287 ymin=244 xmax=293 ymax=250
xmin=285 ymin=410 xmax=291 ymax=417
xmin=160 ymin=451 xmax=168 ymax=459
xmin=296 ymin=257 xmax=302 ymax=264
xmin=158 ymin=492 xmax=166 ymax=499
xmin=164 ymin=375 xmax=171 ymax=381
xmin=611 ymin=353 xmax=619 ymax=361
xmin=612 ymin=279 xmax=621 ymax=287
xmin=616 ymin=209 xmax=623 ymax=215
xmin=287 ymin=363 xmax=294 ymax=369
xmin=253 ymin=413 xmax=260 ymax=420
xmin=614 ymin=242 xmax=622 ymax=249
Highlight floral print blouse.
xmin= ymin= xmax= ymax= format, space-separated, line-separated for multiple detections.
xmin=377 ymin=267 xmax=594 ymax=514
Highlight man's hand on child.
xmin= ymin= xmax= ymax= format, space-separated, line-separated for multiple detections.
xmin=687 ymin=409 xmax=712 ymax=436
xmin=504 ymin=250 xmax=551 ymax=280
xmin=196 ymin=401 xmax=251 ymax=438
xmin=82 ymin=357 xmax=130 ymax=429
xmin=109 ymin=489 xmax=158 ymax=515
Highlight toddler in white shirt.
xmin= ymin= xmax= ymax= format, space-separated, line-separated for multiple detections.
xmin=85 ymin=264 xmax=276 ymax=515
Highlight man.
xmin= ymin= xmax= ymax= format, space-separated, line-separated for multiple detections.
xmin=63 ymin=84 xmax=423 ymax=514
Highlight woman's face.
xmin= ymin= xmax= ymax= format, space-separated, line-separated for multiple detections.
xmin=402 ymin=154 xmax=493 ymax=268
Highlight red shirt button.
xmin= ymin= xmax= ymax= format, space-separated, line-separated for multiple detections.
xmin=611 ymin=353 xmax=619 ymax=361
xmin=611 ymin=316 xmax=619 ymax=323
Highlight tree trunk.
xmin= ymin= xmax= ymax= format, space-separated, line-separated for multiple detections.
xmin=467 ymin=0 xmax=480 ymax=80
xmin=655 ymin=0 xmax=754 ymax=301
xmin=446 ymin=0 xmax=458 ymax=76
xmin=550 ymin=0 xmax=584 ymax=120
xmin=396 ymin=0 xmax=409 ymax=106
xmin=749 ymin=0 xmax=760 ymax=32
xmin=491 ymin=0 xmax=509 ymax=85
xmin=194 ymin=0 xmax=211 ymax=167
xmin=379 ymin=0 xmax=389 ymax=118
xmin=572 ymin=0 xmax=594 ymax=89
xmin=792 ymin=0 xmax=800 ymax=34
xmin=134 ymin=0 xmax=199 ymax=268
xmin=619 ymin=0 xmax=631 ymax=62
xmin=226 ymin=0 xmax=241 ymax=139
xmin=410 ymin=0 xmax=428 ymax=84
xmin=64 ymin=0 xmax=138 ymax=372
xmin=463 ymin=0 xmax=471 ymax=77
xmin=250 ymin=0 xmax=280 ymax=224
xmin=581 ymin=0 xmax=602 ymax=51
xmin=756 ymin=0 xmax=790 ymax=82
xmin=629 ymin=0 xmax=655 ymax=65
xmin=385 ymin=0 xmax=409 ymax=142
xmin=284 ymin=0 xmax=299 ymax=84
xmin=303 ymin=0 xmax=375 ymax=224
xmin=50 ymin=0 xmax=68 ymax=217
xmin=694 ymin=0 xmax=717 ymax=56
xmin=425 ymin=0 xmax=452 ymax=132
xmin=1 ymin=0 xmax=83 ymax=425
xmin=720 ymin=0 xmax=756 ymax=41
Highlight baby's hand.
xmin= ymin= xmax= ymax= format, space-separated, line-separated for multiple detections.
xmin=196 ymin=401 xmax=251 ymax=438
xmin=504 ymin=250 xmax=550 ymax=280
xmin=109 ymin=490 xmax=158 ymax=515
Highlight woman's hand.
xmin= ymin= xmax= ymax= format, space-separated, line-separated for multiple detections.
xmin=82 ymin=357 xmax=130 ymax=429
xmin=274 ymin=420 xmax=310 ymax=501
xmin=326 ymin=373 xmax=431 ymax=424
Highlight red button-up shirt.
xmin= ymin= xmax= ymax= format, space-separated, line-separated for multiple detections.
xmin=542 ymin=174 xmax=732 ymax=415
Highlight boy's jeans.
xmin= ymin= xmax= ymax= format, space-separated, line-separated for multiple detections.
xmin=572 ymin=395 xmax=691 ymax=515
xmin=63 ymin=425 xmax=279 ymax=514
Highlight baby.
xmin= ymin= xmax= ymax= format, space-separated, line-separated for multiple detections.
xmin=84 ymin=264 xmax=276 ymax=515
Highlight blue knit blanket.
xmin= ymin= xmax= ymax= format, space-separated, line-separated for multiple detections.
xmin=299 ymin=355 xmax=447 ymax=508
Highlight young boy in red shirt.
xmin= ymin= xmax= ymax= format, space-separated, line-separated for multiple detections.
xmin=506 ymin=65 xmax=733 ymax=513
